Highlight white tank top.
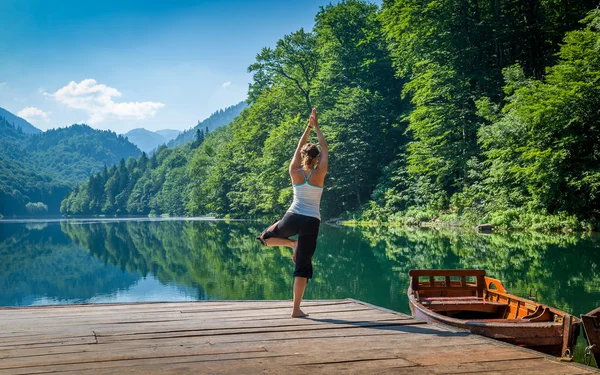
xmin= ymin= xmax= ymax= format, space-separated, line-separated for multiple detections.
xmin=287 ymin=169 xmax=323 ymax=220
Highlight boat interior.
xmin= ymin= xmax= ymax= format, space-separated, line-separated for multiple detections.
xmin=409 ymin=270 xmax=563 ymax=322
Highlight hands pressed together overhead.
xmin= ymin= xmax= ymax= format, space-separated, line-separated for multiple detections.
xmin=308 ymin=108 xmax=318 ymax=128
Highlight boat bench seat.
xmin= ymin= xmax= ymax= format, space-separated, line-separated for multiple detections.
xmin=420 ymin=296 xmax=482 ymax=302
xmin=420 ymin=298 xmax=509 ymax=314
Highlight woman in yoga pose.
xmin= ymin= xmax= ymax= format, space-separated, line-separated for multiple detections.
xmin=257 ymin=108 xmax=328 ymax=318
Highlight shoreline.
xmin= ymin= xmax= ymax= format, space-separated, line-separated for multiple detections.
xmin=0 ymin=216 xmax=227 ymax=224
xmin=2 ymin=214 xmax=595 ymax=234
xmin=339 ymin=218 xmax=594 ymax=234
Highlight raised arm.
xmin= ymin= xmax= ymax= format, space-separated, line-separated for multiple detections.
xmin=289 ymin=120 xmax=312 ymax=172
xmin=313 ymin=113 xmax=328 ymax=173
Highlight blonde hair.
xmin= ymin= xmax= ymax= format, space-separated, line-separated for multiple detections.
xmin=301 ymin=143 xmax=320 ymax=169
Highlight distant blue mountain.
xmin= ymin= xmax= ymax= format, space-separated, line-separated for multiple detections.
xmin=122 ymin=128 xmax=179 ymax=153
xmin=155 ymin=129 xmax=181 ymax=141
xmin=167 ymin=101 xmax=247 ymax=148
xmin=0 ymin=107 xmax=41 ymax=134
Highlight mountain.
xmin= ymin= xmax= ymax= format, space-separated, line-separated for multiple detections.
xmin=123 ymin=128 xmax=181 ymax=153
xmin=0 ymin=114 xmax=141 ymax=216
xmin=123 ymin=128 xmax=168 ymax=153
xmin=0 ymin=107 xmax=42 ymax=134
xmin=155 ymin=129 xmax=181 ymax=140
xmin=167 ymin=101 xmax=247 ymax=148
xmin=25 ymin=124 xmax=141 ymax=184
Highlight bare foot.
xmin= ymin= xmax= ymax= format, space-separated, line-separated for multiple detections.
xmin=258 ymin=221 xmax=279 ymax=245
xmin=291 ymin=309 xmax=309 ymax=318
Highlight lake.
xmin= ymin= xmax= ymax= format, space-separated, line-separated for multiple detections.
xmin=1 ymin=218 xmax=599 ymax=364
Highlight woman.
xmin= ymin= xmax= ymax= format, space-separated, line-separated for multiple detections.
xmin=257 ymin=107 xmax=328 ymax=318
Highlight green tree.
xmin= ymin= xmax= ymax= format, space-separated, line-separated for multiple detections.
xmin=248 ymin=29 xmax=319 ymax=111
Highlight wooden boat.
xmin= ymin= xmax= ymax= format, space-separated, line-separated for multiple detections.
xmin=407 ymin=269 xmax=580 ymax=357
xmin=582 ymin=307 xmax=600 ymax=366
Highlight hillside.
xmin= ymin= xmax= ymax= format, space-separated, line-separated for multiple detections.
xmin=61 ymin=141 xmax=199 ymax=216
xmin=0 ymin=107 xmax=41 ymax=134
xmin=24 ymin=125 xmax=142 ymax=184
xmin=0 ymin=115 xmax=141 ymax=216
xmin=122 ymin=128 xmax=180 ymax=153
xmin=166 ymin=101 xmax=247 ymax=148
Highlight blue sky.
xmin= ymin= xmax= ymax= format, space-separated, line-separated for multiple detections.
xmin=0 ymin=0 xmax=380 ymax=133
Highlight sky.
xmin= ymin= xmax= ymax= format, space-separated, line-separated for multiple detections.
xmin=0 ymin=0 xmax=380 ymax=133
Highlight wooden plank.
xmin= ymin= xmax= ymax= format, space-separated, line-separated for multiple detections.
xmin=0 ymin=329 xmax=483 ymax=369
xmin=0 ymin=335 xmax=461 ymax=369
xmin=1 ymin=337 xmax=428 ymax=373
xmin=16 ymin=356 xmax=420 ymax=375
xmin=0 ymin=314 xmax=422 ymax=353
xmin=0 ymin=300 xmax=348 ymax=312
xmin=0 ymin=304 xmax=380 ymax=337
xmin=0 ymin=307 xmax=404 ymax=339
xmin=0 ymin=316 xmax=420 ymax=348
xmin=92 ymin=311 xmax=413 ymax=337
xmin=425 ymin=358 xmax=595 ymax=375
xmin=413 ymin=286 xmax=479 ymax=293
xmin=96 ymin=318 xmax=425 ymax=344
xmin=0 ymin=338 xmax=476 ymax=374
xmin=0 ymin=301 xmax=353 ymax=323
xmin=0 ymin=325 xmax=480 ymax=360
xmin=403 ymin=345 xmax=541 ymax=366
xmin=0 ymin=301 xmax=353 ymax=321
xmin=408 ymin=269 xmax=486 ymax=277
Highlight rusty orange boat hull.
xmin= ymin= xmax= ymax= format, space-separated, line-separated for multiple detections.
xmin=407 ymin=269 xmax=580 ymax=357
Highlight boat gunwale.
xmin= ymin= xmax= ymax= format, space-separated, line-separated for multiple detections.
xmin=407 ymin=286 xmax=566 ymax=328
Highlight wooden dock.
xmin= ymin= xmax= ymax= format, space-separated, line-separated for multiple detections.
xmin=0 ymin=299 xmax=597 ymax=374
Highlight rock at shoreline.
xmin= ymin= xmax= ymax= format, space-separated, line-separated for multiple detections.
xmin=477 ymin=223 xmax=494 ymax=232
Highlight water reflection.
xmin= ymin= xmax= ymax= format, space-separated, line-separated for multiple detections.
xmin=2 ymin=220 xmax=597 ymax=317
xmin=359 ymin=226 xmax=600 ymax=316
xmin=0 ymin=223 xmax=139 ymax=305
xmin=58 ymin=221 xmax=401 ymax=308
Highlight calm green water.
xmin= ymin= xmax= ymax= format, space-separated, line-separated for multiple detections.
xmin=1 ymin=219 xmax=599 ymax=364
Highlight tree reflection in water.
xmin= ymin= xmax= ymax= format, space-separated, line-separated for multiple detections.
xmin=56 ymin=220 xmax=600 ymax=317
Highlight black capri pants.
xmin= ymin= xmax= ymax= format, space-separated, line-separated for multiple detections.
xmin=261 ymin=211 xmax=321 ymax=279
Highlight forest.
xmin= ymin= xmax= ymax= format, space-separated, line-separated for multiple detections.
xmin=61 ymin=141 xmax=198 ymax=216
xmin=63 ymin=0 xmax=600 ymax=231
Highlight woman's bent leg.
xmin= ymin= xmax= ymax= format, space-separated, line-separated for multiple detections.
xmin=265 ymin=237 xmax=296 ymax=249
xmin=292 ymin=276 xmax=309 ymax=318
xmin=258 ymin=217 xmax=298 ymax=249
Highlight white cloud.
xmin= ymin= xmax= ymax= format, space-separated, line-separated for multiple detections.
xmin=50 ymin=79 xmax=165 ymax=125
xmin=0 ymin=82 xmax=6 ymax=86
xmin=18 ymin=106 xmax=49 ymax=122
xmin=222 ymin=81 xmax=231 ymax=88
